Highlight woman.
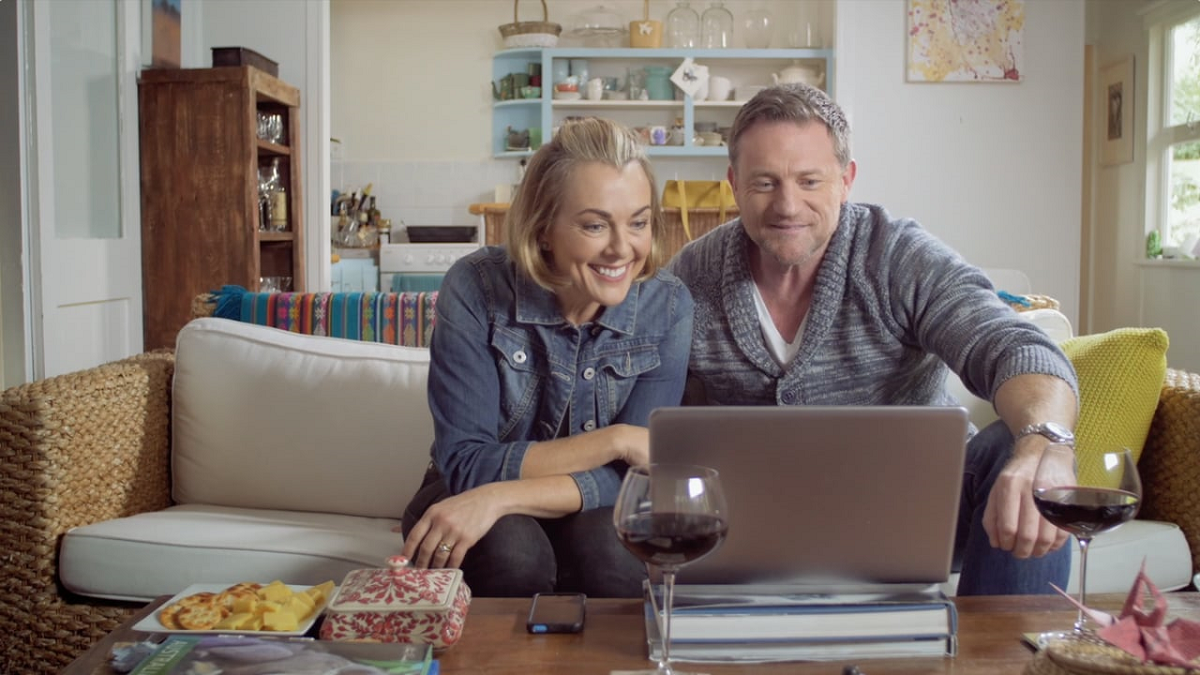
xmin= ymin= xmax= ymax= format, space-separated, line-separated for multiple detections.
xmin=400 ymin=118 xmax=694 ymax=598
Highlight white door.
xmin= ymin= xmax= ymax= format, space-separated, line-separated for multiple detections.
xmin=22 ymin=0 xmax=143 ymax=379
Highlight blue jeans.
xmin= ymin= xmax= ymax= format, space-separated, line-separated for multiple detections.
xmin=953 ymin=420 xmax=1071 ymax=595
xmin=402 ymin=468 xmax=646 ymax=598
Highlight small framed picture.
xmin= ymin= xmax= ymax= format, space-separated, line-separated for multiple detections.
xmin=1100 ymin=55 xmax=1135 ymax=166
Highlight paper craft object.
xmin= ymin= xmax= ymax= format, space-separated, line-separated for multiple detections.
xmin=671 ymin=58 xmax=708 ymax=100
xmin=1050 ymin=560 xmax=1200 ymax=668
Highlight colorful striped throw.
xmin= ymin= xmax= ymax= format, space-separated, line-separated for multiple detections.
xmin=210 ymin=286 xmax=437 ymax=348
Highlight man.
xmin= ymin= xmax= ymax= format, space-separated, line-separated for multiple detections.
xmin=668 ymin=83 xmax=1079 ymax=594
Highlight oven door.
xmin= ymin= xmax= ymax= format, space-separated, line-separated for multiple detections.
xmin=380 ymin=243 xmax=482 ymax=293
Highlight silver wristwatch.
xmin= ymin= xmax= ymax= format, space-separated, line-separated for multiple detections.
xmin=1014 ymin=421 xmax=1075 ymax=445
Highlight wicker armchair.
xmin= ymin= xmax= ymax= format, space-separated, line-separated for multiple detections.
xmin=2 ymin=351 xmax=1199 ymax=673
xmin=0 ymin=352 xmax=174 ymax=674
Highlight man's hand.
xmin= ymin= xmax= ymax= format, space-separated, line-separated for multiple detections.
xmin=982 ymin=442 xmax=1071 ymax=558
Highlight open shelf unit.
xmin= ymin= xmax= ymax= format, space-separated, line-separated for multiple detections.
xmin=138 ymin=65 xmax=306 ymax=350
xmin=492 ymin=47 xmax=835 ymax=158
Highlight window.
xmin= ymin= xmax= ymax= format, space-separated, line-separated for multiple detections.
xmin=1147 ymin=5 xmax=1200 ymax=258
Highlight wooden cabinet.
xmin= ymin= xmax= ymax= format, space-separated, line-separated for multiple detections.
xmin=138 ymin=66 xmax=305 ymax=350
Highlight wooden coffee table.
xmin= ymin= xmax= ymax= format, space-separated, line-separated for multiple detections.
xmin=64 ymin=592 xmax=1200 ymax=674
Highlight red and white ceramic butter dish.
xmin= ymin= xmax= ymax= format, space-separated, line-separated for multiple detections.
xmin=319 ymin=555 xmax=471 ymax=649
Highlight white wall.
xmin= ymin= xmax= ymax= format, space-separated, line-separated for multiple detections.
xmin=1086 ymin=0 xmax=1200 ymax=373
xmin=836 ymin=0 xmax=1084 ymax=325
xmin=330 ymin=0 xmax=1084 ymax=324
xmin=332 ymin=0 xmax=832 ymax=160
xmin=329 ymin=0 xmax=832 ymax=230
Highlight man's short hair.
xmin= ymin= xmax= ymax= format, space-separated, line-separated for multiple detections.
xmin=727 ymin=83 xmax=852 ymax=170
xmin=506 ymin=117 xmax=666 ymax=289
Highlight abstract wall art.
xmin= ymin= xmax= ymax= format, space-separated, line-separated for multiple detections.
xmin=907 ymin=0 xmax=1025 ymax=83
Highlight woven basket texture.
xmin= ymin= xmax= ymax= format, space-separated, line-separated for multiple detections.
xmin=1007 ymin=293 xmax=1062 ymax=312
xmin=1025 ymin=638 xmax=1200 ymax=675
xmin=499 ymin=0 xmax=561 ymax=47
xmin=660 ymin=207 xmax=737 ymax=258
xmin=0 ymin=351 xmax=175 ymax=674
xmin=1138 ymin=367 xmax=1200 ymax=576
xmin=191 ymin=291 xmax=218 ymax=319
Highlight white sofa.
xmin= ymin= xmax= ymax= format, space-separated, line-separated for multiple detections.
xmin=57 ymin=310 xmax=1193 ymax=604
xmin=59 ymin=317 xmax=435 ymax=601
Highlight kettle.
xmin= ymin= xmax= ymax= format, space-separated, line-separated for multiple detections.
xmin=771 ymin=61 xmax=825 ymax=88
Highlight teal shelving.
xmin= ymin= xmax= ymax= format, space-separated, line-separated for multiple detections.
xmin=491 ymin=47 xmax=835 ymax=158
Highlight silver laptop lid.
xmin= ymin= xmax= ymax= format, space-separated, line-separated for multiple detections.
xmin=648 ymin=406 xmax=968 ymax=587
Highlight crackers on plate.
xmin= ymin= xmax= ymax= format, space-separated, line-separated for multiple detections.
xmin=157 ymin=580 xmax=334 ymax=632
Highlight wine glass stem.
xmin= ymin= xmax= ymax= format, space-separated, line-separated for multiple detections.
xmin=659 ymin=567 xmax=678 ymax=675
xmin=1075 ymin=536 xmax=1091 ymax=632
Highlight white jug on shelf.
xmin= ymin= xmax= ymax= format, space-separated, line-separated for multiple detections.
xmin=771 ymin=61 xmax=824 ymax=88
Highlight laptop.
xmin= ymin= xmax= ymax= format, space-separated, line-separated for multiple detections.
xmin=648 ymin=406 xmax=969 ymax=590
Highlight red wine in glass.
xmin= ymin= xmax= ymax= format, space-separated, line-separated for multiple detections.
xmin=614 ymin=464 xmax=727 ymax=675
xmin=616 ymin=512 xmax=728 ymax=568
xmin=1032 ymin=486 xmax=1140 ymax=537
xmin=1032 ymin=445 xmax=1141 ymax=636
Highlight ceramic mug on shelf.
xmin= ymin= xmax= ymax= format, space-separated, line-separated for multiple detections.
xmin=708 ymin=75 xmax=733 ymax=101
xmin=586 ymin=77 xmax=604 ymax=101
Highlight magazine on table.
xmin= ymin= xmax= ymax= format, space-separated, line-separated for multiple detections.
xmin=129 ymin=634 xmax=437 ymax=675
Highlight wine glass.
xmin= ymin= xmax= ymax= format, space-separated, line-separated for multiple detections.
xmin=1032 ymin=444 xmax=1141 ymax=637
xmin=614 ymin=464 xmax=728 ymax=675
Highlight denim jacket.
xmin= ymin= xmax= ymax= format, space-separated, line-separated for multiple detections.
xmin=427 ymin=246 xmax=694 ymax=510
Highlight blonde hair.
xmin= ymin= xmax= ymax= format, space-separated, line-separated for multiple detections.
xmin=506 ymin=118 xmax=666 ymax=289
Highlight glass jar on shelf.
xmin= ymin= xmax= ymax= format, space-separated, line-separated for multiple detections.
xmin=742 ymin=6 xmax=772 ymax=49
xmin=665 ymin=1 xmax=700 ymax=48
xmin=700 ymin=1 xmax=734 ymax=49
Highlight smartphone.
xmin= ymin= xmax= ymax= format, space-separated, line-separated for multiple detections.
xmin=526 ymin=592 xmax=586 ymax=634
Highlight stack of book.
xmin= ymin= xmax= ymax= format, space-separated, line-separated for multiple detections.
xmin=643 ymin=582 xmax=958 ymax=663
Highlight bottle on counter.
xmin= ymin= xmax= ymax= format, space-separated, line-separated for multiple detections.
xmin=379 ymin=218 xmax=392 ymax=245
xmin=368 ymin=196 xmax=381 ymax=227
xmin=270 ymin=185 xmax=288 ymax=231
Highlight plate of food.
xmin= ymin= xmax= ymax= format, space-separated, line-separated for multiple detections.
xmin=133 ymin=580 xmax=336 ymax=636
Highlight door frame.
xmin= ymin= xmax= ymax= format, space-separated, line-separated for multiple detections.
xmin=20 ymin=0 xmax=144 ymax=380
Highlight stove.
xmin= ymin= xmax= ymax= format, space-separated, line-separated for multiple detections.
xmin=379 ymin=242 xmax=481 ymax=292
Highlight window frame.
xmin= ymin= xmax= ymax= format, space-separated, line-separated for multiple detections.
xmin=1144 ymin=1 xmax=1200 ymax=259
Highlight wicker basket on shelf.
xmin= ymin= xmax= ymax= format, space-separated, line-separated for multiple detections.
xmin=660 ymin=207 xmax=736 ymax=257
xmin=499 ymin=0 xmax=561 ymax=48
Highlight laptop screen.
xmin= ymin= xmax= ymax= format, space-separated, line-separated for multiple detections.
xmin=648 ymin=406 xmax=969 ymax=587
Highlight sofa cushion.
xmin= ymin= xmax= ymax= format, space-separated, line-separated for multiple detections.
xmin=1059 ymin=327 xmax=1169 ymax=484
xmin=172 ymin=318 xmax=433 ymax=519
xmin=60 ymin=504 xmax=400 ymax=602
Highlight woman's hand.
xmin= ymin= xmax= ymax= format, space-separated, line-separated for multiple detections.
xmin=401 ymin=483 xmax=503 ymax=570
xmin=611 ymin=423 xmax=650 ymax=467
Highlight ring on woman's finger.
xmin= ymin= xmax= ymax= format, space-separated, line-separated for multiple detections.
xmin=437 ymin=542 xmax=453 ymax=554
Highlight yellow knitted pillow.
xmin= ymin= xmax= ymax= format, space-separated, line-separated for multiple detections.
xmin=1059 ymin=327 xmax=1168 ymax=484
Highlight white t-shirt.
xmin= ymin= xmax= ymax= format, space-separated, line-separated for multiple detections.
xmin=751 ymin=281 xmax=806 ymax=366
